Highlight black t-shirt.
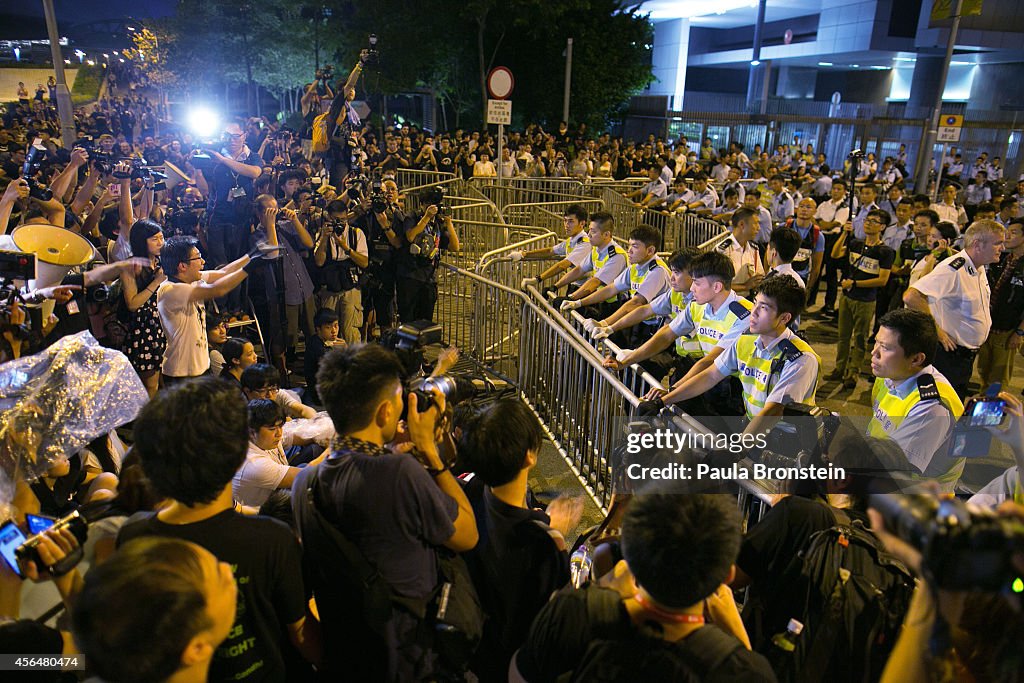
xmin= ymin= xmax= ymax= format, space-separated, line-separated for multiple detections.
xmin=396 ymin=213 xmax=450 ymax=283
xmin=206 ymin=150 xmax=263 ymax=225
xmin=354 ymin=207 xmax=406 ymax=273
xmin=737 ymin=496 xmax=869 ymax=652
xmin=844 ymin=239 xmax=894 ymax=302
xmin=143 ymin=146 xmax=166 ymax=166
xmin=317 ymin=449 xmax=457 ymax=600
xmin=460 ymin=479 xmax=569 ymax=677
xmin=514 ymin=585 xmax=776 ymax=682
xmin=303 ymin=335 xmax=329 ymax=403
xmin=436 ymin=147 xmax=457 ymax=174
xmin=117 ymin=509 xmax=307 ymax=683
xmin=987 ymin=251 xmax=1024 ymax=330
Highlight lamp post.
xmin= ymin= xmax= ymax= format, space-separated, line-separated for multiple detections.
xmin=41 ymin=0 xmax=77 ymax=150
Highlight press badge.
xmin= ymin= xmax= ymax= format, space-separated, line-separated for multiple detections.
xmin=66 ymin=300 xmax=79 ymax=315
xmin=229 ymin=186 xmax=247 ymax=201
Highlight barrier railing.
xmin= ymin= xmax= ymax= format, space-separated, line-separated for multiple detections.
xmin=501 ymin=199 xmax=604 ymax=231
xmin=433 ymin=264 xmax=775 ymax=511
xmin=394 ymin=168 xmax=457 ymax=189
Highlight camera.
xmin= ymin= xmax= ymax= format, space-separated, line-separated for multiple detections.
xmin=0 ymin=250 xmax=36 ymax=282
xmin=15 ymin=509 xmax=89 ymax=575
xmin=86 ymin=284 xmax=112 ymax=304
xmin=757 ymin=401 xmax=841 ymax=467
xmin=370 ymin=177 xmax=388 ymax=214
xmin=361 ymin=34 xmax=379 ymax=66
xmin=331 ymin=218 xmax=348 ymax=236
xmin=425 ymin=185 xmax=447 ymax=216
xmin=21 ymin=143 xmax=54 ymax=202
xmin=870 ymin=493 xmax=1024 ymax=592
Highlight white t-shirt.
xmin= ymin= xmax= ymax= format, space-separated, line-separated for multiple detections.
xmin=232 ymin=442 xmax=291 ymax=508
xmin=157 ymin=276 xmax=211 ymax=377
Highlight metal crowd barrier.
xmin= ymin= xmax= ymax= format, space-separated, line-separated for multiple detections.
xmin=394 ymin=168 xmax=457 ymax=189
xmin=433 ymin=264 xmax=774 ymax=511
xmin=501 ymin=199 xmax=604 ymax=231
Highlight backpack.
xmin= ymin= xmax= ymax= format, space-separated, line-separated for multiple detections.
xmin=750 ymin=506 xmax=914 ymax=683
xmin=310 ymin=112 xmax=333 ymax=154
xmin=561 ymin=587 xmax=743 ymax=683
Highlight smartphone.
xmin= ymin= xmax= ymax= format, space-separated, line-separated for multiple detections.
xmin=26 ymin=514 xmax=55 ymax=535
xmin=109 ymin=183 xmax=121 ymax=198
xmin=0 ymin=521 xmax=26 ymax=577
xmin=965 ymin=396 xmax=1007 ymax=427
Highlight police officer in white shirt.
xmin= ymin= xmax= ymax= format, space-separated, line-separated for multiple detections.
xmin=812 ymin=179 xmax=852 ymax=315
xmin=904 ymin=220 xmax=1006 ymax=398
xmin=717 ymin=207 xmax=765 ymax=297
xmin=768 ymin=174 xmax=794 ymax=225
xmin=680 ymin=172 xmax=718 ymax=215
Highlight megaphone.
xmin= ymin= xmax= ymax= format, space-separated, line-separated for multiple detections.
xmin=12 ymin=224 xmax=96 ymax=289
xmin=163 ymin=161 xmax=194 ymax=192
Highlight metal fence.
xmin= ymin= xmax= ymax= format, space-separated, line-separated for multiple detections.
xmin=433 ymin=264 xmax=774 ymax=510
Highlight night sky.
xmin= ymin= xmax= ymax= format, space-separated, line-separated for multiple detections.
xmin=7 ymin=0 xmax=174 ymax=23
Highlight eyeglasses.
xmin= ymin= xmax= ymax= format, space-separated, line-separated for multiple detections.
xmin=225 ymin=133 xmax=244 ymax=140
xmin=187 ymin=255 xmax=204 ymax=262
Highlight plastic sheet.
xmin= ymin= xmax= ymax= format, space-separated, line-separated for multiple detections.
xmin=282 ymin=412 xmax=336 ymax=447
xmin=0 ymin=331 xmax=148 ymax=505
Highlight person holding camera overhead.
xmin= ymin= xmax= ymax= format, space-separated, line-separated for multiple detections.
xmin=396 ymin=189 xmax=460 ymax=323
xmin=316 ymin=199 xmax=368 ymax=343
xmin=193 ymin=119 xmax=262 ymax=309
xmin=324 ymin=51 xmax=371 ymax=187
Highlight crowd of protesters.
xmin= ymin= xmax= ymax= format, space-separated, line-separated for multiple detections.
xmin=1 ymin=55 xmax=1023 ymax=683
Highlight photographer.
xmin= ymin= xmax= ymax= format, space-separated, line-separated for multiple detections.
xmin=868 ymin=497 xmax=1024 ymax=683
xmin=304 ymin=343 xmax=478 ymax=680
xmin=324 ymin=53 xmax=370 ymax=187
xmin=396 ymin=192 xmax=460 ymax=323
xmin=192 ymin=120 xmax=262 ymax=308
xmin=353 ymin=177 xmax=404 ymax=334
xmin=315 ymin=199 xmax=368 ymax=343
xmin=301 ymin=68 xmax=333 ymax=158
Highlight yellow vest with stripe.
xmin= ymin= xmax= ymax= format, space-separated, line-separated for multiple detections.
xmin=591 ymin=245 xmax=625 ymax=303
xmin=670 ymin=290 xmax=702 ymax=357
xmin=690 ymin=295 xmax=754 ymax=356
xmin=732 ymin=333 xmax=820 ymax=419
xmin=1014 ymin=473 xmax=1024 ymax=505
xmin=628 ymin=257 xmax=668 ymax=321
xmin=867 ymin=374 xmax=965 ymax=486
xmin=561 ymin=232 xmax=589 ymax=256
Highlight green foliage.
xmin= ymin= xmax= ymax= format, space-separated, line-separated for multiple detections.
xmin=71 ymin=64 xmax=105 ymax=105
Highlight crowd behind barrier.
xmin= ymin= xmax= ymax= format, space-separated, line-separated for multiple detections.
xmin=2 ymin=59 xmax=1024 ymax=683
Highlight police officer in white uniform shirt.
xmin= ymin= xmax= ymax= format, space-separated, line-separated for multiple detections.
xmin=904 ymin=220 xmax=1005 ymax=399
xmin=717 ymin=207 xmax=765 ymax=297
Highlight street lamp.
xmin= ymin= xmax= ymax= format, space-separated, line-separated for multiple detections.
xmin=74 ymin=49 xmax=85 ymax=63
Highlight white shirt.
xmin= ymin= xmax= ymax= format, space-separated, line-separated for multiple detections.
xmin=912 ymin=250 xmax=991 ymax=348
xmin=232 ymin=441 xmax=291 ymax=508
xmin=815 ymin=197 xmax=850 ymax=230
xmin=717 ymin=236 xmax=765 ymax=287
xmin=157 ymin=276 xmax=211 ymax=377
xmin=930 ymin=201 xmax=967 ymax=228
xmin=768 ymin=263 xmax=806 ymax=289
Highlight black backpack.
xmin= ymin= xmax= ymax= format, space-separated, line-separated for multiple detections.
xmin=752 ymin=506 xmax=914 ymax=683
xmin=561 ymin=586 xmax=743 ymax=683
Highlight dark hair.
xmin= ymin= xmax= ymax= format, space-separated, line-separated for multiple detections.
xmin=769 ymin=226 xmax=801 ymax=263
xmin=317 ymin=343 xmax=404 ymax=434
xmin=563 ymin=203 xmax=588 ymax=223
xmin=691 ymin=171 xmax=708 ymax=182
xmin=912 ymin=193 xmax=931 ymax=206
xmin=248 ymin=398 xmax=286 ymax=432
xmin=160 ymin=235 xmax=199 ymax=276
xmin=128 ymin=218 xmax=162 ymax=260
xmin=629 ymin=224 xmax=661 ymax=250
xmin=868 ymin=209 xmax=891 ymax=226
xmin=731 ymin=207 xmax=758 ymax=229
xmin=878 ymin=308 xmax=938 ymax=366
xmin=913 ymin=208 xmax=939 ymax=227
xmin=976 ymin=202 xmax=997 ymax=215
xmin=1000 ymin=198 xmax=1017 ymax=211
xmin=72 ymin=537 xmax=213 ymax=683
xmin=897 ymin=198 xmax=914 ymax=208
xmin=667 ymin=247 xmax=701 ymax=272
xmin=314 ymin=308 xmax=339 ymax=328
xmin=935 ymin=221 xmax=959 ymax=243
xmin=134 ymin=378 xmax=248 ymax=506
xmin=745 ymin=187 xmax=761 ymax=199
xmin=688 ymin=251 xmax=735 ymax=285
xmin=757 ymin=274 xmax=804 ymax=321
xmin=621 ymin=491 xmax=741 ymax=608
xmin=770 ymin=173 xmax=785 ymax=183
xmin=832 ymin=179 xmax=847 ymax=190
xmin=590 ymin=210 xmax=614 ymax=233
xmin=326 ymin=199 xmax=347 ymax=214
xmin=860 ymin=183 xmax=877 ymax=195
xmin=458 ymin=399 xmax=543 ymax=487
xmin=723 ymin=187 xmax=738 ymax=199
xmin=206 ymin=312 xmax=225 ymax=331
xmin=108 ymin=448 xmax=161 ymax=516
xmin=220 ymin=337 xmax=250 ymax=372
xmin=278 ymin=168 xmax=307 ymax=190
xmin=240 ymin=363 xmax=280 ymax=391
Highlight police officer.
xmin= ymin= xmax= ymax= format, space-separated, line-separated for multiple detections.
xmin=716 ymin=207 xmax=765 ymax=297
xmin=978 ymin=219 xmax=1024 ymax=388
xmin=562 ymin=224 xmax=669 ymax=347
xmin=639 ymin=275 xmax=819 ymax=439
xmin=868 ymin=309 xmax=965 ymax=492
xmin=904 ymin=220 xmax=1006 ymax=399
xmin=604 ymin=251 xmax=752 ymax=417
xmin=514 ymin=205 xmax=590 ymax=289
xmin=812 ymin=180 xmax=852 ymax=316
xmin=552 ymin=212 xmax=627 ymax=318
xmin=767 ymin=174 xmax=794 ymax=226
xmin=679 ymin=172 xmax=719 ymax=216
xmin=395 ymin=192 xmax=460 ymax=323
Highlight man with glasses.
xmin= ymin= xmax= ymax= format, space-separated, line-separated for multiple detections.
xmin=241 ymin=363 xmax=317 ymax=419
xmin=193 ymin=120 xmax=263 ymax=308
xmin=827 ymin=209 xmax=895 ymax=389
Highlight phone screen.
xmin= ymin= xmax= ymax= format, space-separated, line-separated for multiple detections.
xmin=0 ymin=521 xmax=26 ymax=577
xmin=970 ymin=398 xmax=1006 ymax=427
xmin=26 ymin=514 xmax=55 ymax=535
